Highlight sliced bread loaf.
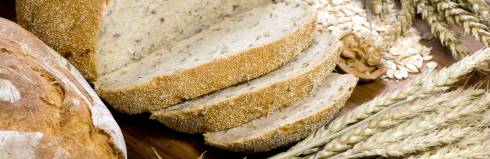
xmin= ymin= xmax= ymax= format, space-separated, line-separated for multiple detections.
xmin=204 ymin=74 xmax=358 ymax=152
xmin=95 ymin=0 xmax=317 ymax=114
xmin=150 ymin=31 xmax=342 ymax=133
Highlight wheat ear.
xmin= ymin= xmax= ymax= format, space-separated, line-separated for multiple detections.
xmin=271 ymin=48 xmax=490 ymax=159
xmin=336 ymin=127 xmax=473 ymax=159
xmin=408 ymin=128 xmax=490 ymax=159
xmin=348 ymin=88 xmax=480 ymax=147
xmin=411 ymin=138 xmax=490 ymax=159
xmin=416 ymin=0 xmax=471 ymax=59
xmin=382 ymin=0 xmax=416 ymax=48
xmin=337 ymin=92 xmax=490 ymax=159
xmin=369 ymin=0 xmax=383 ymax=17
xmin=311 ymin=88 xmax=479 ymax=158
xmin=338 ymin=89 xmax=484 ymax=158
xmin=458 ymin=0 xmax=490 ymax=25
xmin=431 ymin=0 xmax=490 ymax=46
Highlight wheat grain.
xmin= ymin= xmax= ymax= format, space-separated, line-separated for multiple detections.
xmin=431 ymin=0 xmax=490 ymax=46
xmin=313 ymin=88 xmax=480 ymax=158
xmin=270 ymin=48 xmax=490 ymax=159
xmin=382 ymin=0 xmax=416 ymax=48
xmin=416 ymin=0 xmax=471 ymax=59
xmin=336 ymin=127 xmax=473 ymax=159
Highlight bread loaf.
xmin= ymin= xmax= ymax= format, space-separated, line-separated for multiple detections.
xmin=151 ymin=31 xmax=342 ymax=133
xmin=17 ymin=0 xmax=317 ymax=114
xmin=204 ymin=74 xmax=358 ymax=152
xmin=0 ymin=18 xmax=126 ymax=158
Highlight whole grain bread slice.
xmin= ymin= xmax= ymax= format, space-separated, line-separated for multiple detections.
xmin=96 ymin=0 xmax=317 ymax=114
xmin=204 ymin=74 xmax=358 ymax=152
xmin=17 ymin=0 xmax=268 ymax=81
xmin=150 ymin=31 xmax=342 ymax=133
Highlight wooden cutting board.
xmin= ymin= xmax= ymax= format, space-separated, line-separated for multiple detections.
xmin=0 ymin=1 xmax=484 ymax=158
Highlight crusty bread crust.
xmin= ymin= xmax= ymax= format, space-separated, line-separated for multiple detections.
xmin=0 ymin=18 xmax=126 ymax=158
xmin=203 ymin=75 xmax=358 ymax=152
xmin=16 ymin=0 xmax=104 ymax=81
xmin=96 ymin=13 xmax=317 ymax=114
xmin=150 ymin=32 xmax=342 ymax=134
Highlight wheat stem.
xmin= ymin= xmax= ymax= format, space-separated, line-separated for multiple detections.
xmin=431 ymin=0 xmax=490 ymax=46
xmin=416 ymin=0 xmax=471 ymax=59
xmin=270 ymin=48 xmax=490 ymax=159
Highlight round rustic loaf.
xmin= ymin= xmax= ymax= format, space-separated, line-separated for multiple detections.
xmin=0 ymin=18 xmax=126 ymax=158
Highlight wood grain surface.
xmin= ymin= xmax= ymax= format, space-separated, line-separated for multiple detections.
xmin=0 ymin=1 xmax=484 ymax=159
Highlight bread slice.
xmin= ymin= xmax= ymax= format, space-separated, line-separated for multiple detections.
xmin=17 ymin=0 xmax=269 ymax=80
xmin=204 ymin=74 xmax=358 ymax=152
xmin=150 ymin=31 xmax=342 ymax=133
xmin=95 ymin=0 xmax=317 ymax=114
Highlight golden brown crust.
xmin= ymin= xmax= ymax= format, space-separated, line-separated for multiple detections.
xmin=96 ymin=13 xmax=318 ymax=114
xmin=0 ymin=18 xmax=125 ymax=158
xmin=203 ymin=77 xmax=357 ymax=152
xmin=150 ymin=37 xmax=342 ymax=134
xmin=16 ymin=0 xmax=104 ymax=81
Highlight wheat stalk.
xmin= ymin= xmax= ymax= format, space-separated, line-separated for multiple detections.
xmin=431 ymin=0 xmax=490 ymax=46
xmin=335 ymin=127 xmax=473 ymax=159
xmin=313 ymin=88 xmax=481 ymax=158
xmin=382 ymin=0 xmax=416 ymax=48
xmin=270 ymin=48 xmax=490 ymax=159
xmin=310 ymin=88 xmax=479 ymax=158
xmin=416 ymin=0 xmax=471 ymax=59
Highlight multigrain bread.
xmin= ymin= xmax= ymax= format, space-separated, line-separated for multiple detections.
xmin=0 ymin=18 xmax=126 ymax=158
xmin=94 ymin=0 xmax=317 ymax=114
xmin=204 ymin=74 xmax=358 ymax=152
xmin=16 ymin=0 xmax=268 ymax=80
xmin=150 ymin=31 xmax=342 ymax=134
